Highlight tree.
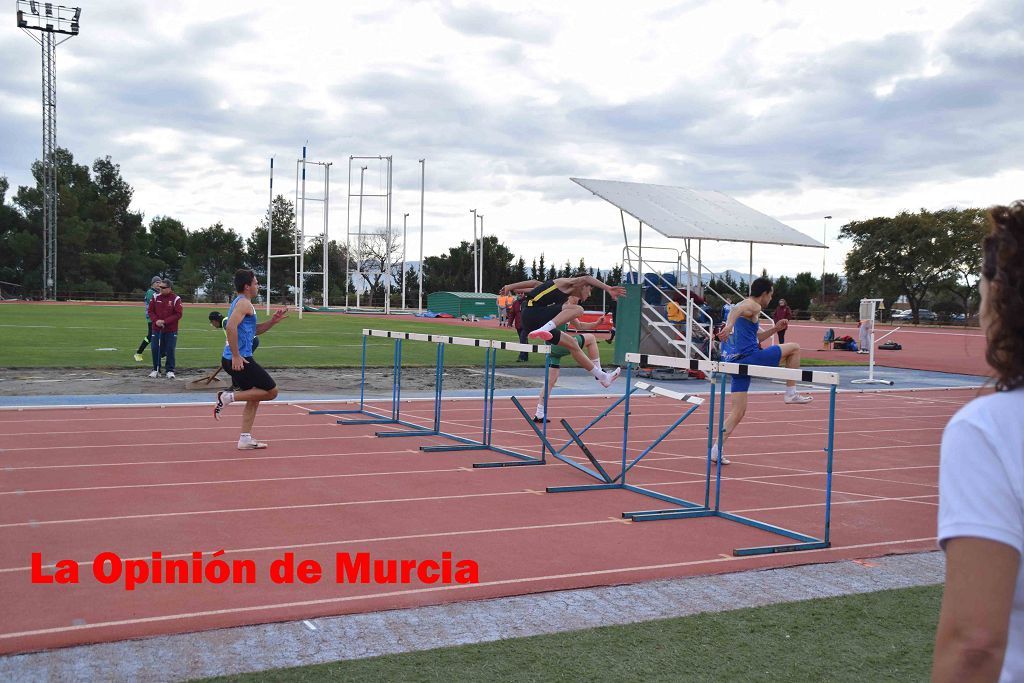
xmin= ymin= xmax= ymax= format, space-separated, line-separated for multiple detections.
xmin=245 ymin=195 xmax=297 ymax=304
xmin=187 ymin=223 xmax=245 ymax=303
xmin=842 ymin=209 xmax=960 ymax=324
xmin=359 ymin=228 xmax=403 ymax=305
xmin=148 ymin=216 xmax=189 ymax=281
xmin=935 ymin=208 xmax=986 ymax=322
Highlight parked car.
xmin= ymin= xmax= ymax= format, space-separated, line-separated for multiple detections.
xmin=891 ymin=310 xmax=913 ymax=321
xmin=917 ymin=309 xmax=938 ymax=321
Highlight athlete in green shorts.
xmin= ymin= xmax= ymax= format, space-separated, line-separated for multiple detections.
xmin=534 ymin=303 xmax=610 ymax=422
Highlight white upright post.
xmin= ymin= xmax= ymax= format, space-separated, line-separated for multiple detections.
xmin=266 ymin=157 xmax=273 ymax=315
xmin=470 ymin=209 xmax=477 ymax=292
xmin=418 ymin=159 xmax=425 ymax=312
xmin=402 ymin=212 xmax=409 ymax=310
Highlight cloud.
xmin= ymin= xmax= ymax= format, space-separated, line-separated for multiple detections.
xmin=439 ymin=3 xmax=556 ymax=44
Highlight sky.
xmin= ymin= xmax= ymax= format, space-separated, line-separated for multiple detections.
xmin=2 ymin=0 xmax=1022 ymax=279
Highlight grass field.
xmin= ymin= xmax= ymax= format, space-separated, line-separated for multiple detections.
xmin=0 ymin=303 xmax=858 ymax=370
xmin=204 ymin=585 xmax=941 ymax=682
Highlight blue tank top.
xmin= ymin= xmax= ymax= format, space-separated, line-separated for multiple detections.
xmin=222 ymin=296 xmax=257 ymax=359
xmin=723 ymin=316 xmax=760 ymax=361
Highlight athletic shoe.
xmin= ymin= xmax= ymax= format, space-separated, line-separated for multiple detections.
xmin=711 ymin=452 xmax=731 ymax=465
xmin=528 ymin=329 xmax=552 ymax=341
xmin=133 ymin=353 xmax=144 ymax=362
xmin=784 ymin=393 xmax=814 ymax=404
xmin=148 ymin=370 xmax=160 ymax=378
xmin=533 ymin=415 xmax=550 ymax=423
xmin=213 ymin=390 xmax=230 ymax=420
xmin=237 ymin=436 xmax=268 ymax=450
xmin=598 ymin=367 xmax=622 ymax=388
xmin=166 ymin=372 xmax=175 ymax=380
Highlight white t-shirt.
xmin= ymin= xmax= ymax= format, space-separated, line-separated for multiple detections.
xmin=938 ymin=388 xmax=1024 ymax=682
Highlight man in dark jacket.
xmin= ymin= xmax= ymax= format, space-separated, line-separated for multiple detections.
xmin=773 ymin=298 xmax=793 ymax=344
xmin=147 ymin=279 xmax=183 ymax=379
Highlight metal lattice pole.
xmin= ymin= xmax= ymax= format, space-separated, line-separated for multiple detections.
xmin=18 ymin=3 xmax=80 ymax=300
xmin=41 ymin=30 xmax=56 ymax=299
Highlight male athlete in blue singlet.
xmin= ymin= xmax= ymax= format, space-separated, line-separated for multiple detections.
xmin=213 ymin=269 xmax=288 ymax=450
xmin=712 ymin=277 xmax=811 ymax=465
xmin=500 ymin=275 xmax=627 ymax=388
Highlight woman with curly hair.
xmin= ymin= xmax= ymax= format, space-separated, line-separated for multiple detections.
xmin=933 ymin=201 xmax=1024 ymax=681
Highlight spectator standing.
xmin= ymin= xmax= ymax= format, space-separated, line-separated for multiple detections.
xmin=133 ymin=276 xmax=163 ymax=362
xmin=933 ymin=201 xmax=1024 ymax=681
xmin=147 ymin=279 xmax=183 ymax=379
xmin=509 ymin=293 xmax=528 ymax=361
xmin=773 ymin=298 xmax=793 ymax=344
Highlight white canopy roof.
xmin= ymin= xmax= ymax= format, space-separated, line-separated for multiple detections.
xmin=571 ymin=178 xmax=824 ymax=249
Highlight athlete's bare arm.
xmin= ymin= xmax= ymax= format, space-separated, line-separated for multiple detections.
xmin=500 ymin=280 xmax=543 ymax=295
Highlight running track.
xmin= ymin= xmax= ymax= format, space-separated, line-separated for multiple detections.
xmin=0 ymin=388 xmax=969 ymax=654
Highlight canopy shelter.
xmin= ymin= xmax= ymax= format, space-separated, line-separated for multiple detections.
xmin=570 ymin=177 xmax=824 ymax=363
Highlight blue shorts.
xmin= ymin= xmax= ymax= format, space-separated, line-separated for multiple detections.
xmin=728 ymin=345 xmax=783 ymax=393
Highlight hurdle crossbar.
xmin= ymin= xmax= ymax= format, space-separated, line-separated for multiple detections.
xmin=623 ymin=352 xmax=838 ymax=556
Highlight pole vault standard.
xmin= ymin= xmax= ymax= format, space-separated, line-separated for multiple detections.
xmin=347 ymin=156 xmax=392 ymax=310
xmin=295 ymin=150 xmax=332 ymax=318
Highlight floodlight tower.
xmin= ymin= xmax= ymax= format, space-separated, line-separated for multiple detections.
xmin=17 ymin=1 xmax=81 ymax=300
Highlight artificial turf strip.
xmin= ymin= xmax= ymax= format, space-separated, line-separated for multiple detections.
xmin=201 ymin=584 xmax=941 ymax=682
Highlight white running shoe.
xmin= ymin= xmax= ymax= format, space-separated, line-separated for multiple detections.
xmin=148 ymin=370 xmax=160 ymax=378
xmin=784 ymin=393 xmax=814 ymax=404
xmin=213 ymin=390 xmax=232 ymax=420
xmin=166 ymin=372 xmax=175 ymax=380
xmin=598 ymin=367 xmax=621 ymax=388
xmin=237 ymin=436 xmax=268 ymax=450
xmin=711 ymin=452 xmax=731 ymax=465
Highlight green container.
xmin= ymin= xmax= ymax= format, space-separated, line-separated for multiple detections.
xmin=613 ymin=283 xmax=643 ymax=365
xmin=427 ymin=291 xmax=499 ymax=318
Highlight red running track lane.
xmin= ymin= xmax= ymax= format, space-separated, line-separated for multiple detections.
xmin=0 ymin=390 xmax=969 ymax=654
xmin=772 ymin=322 xmax=990 ymax=377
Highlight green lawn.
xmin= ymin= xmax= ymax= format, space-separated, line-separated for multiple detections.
xmin=0 ymin=303 xmax=853 ymax=370
xmin=201 ymin=584 xmax=941 ymax=682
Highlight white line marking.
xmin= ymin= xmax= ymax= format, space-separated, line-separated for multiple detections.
xmin=0 ymin=537 xmax=938 ymax=641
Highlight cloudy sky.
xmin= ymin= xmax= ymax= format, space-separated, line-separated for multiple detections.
xmin=2 ymin=0 xmax=1022 ymax=279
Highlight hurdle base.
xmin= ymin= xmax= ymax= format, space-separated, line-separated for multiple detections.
xmin=850 ymin=378 xmax=895 ymax=386
xmin=473 ymin=459 xmax=545 ymax=469
xmin=734 ymin=541 xmax=830 ymax=556
xmin=628 ymin=507 xmax=828 ymax=556
xmin=547 ymin=483 xmax=621 ymax=493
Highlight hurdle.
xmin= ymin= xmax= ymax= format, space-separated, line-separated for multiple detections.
xmin=512 ymin=367 xmax=713 ymax=514
xmin=308 ymin=331 xmax=429 ymax=431
xmin=623 ymin=352 xmax=839 ymax=556
xmin=318 ymin=329 xmax=554 ymax=467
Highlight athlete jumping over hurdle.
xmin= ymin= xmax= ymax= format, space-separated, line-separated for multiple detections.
xmin=533 ymin=300 xmax=610 ymax=422
xmin=500 ymin=275 xmax=626 ymax=388
xmin=712 ymin=277 xmax=812 ymax=465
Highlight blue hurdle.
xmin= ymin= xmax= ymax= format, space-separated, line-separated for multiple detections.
xmin=622 ymin=352 xmax=840 ymax=557
xmin=320 ymin=329 xmax=554 ymax=467
xmin=308 ymin=332 xmax=432 ymax=433
xmin=514 ymin=368 xmax=711 ymax=513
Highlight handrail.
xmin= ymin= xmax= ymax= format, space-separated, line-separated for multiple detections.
xmin=640 ymin=300 xmax=711 ymax=361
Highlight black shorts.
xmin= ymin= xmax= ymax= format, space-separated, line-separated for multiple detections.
xmin=522 ymin=303 xmax=566 ymax=345
xmin=221 ymin=357 xmax=276 ymax=391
